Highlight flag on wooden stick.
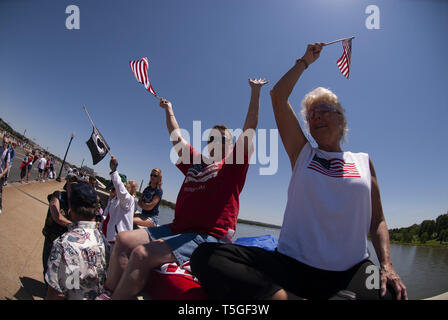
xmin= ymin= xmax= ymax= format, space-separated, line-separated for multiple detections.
xmin=129 ymin=57 xmax=158 ymax=97
xmin=336 ymin=38 xmax=352 ymax=79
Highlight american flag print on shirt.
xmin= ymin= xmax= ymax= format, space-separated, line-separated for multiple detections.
xmin=337 ymin=38 xmax=352 ymax=79
xmin=129 ymin=57 xmax=157 ymax=96
xmin=184 ymin=162 xmax=221 ymax=184
xmin=155 ymin=261 xmax=199 ymax=282
xmin=307 ymin=153 xmax=361 ymax=178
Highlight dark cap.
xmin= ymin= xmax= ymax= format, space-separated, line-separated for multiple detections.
xmin=70 ymin=183 xmax=98 ymax=208
xmin=63 ymin=175 xmax=82 ymax=190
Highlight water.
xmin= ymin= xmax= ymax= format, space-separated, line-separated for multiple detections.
xmin=158 ymin=206 xmax=448 ymax=299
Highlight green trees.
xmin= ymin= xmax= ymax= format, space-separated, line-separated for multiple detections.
xmin=388 ymin=213 xmax=448 ymax=246
xmin=439 ymin=229 xmax=448 ymax=244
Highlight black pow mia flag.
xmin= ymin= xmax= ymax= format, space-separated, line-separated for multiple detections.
xmin=86 ymin=126 xmax=110 ymax=165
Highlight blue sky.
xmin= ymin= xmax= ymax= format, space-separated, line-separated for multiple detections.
xmin=1 ymin=0 xmax=447 ymax=228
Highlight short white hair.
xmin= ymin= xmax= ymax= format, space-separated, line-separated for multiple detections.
xmin=300 ymin=87 xmax=348 ymax=141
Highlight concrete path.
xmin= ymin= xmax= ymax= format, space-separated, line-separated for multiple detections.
xmin=0 ymin=180 xmax=64 ymax=300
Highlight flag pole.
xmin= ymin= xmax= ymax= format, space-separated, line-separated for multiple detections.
xmin=323 ymin=36 xmax=355 ymax=46
xmin=83 ymin=106 xmax=113 ymax=157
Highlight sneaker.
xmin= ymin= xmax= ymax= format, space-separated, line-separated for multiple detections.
xmin=95 ymin=292 xmax=112 ymax=300
xmin=95 ymin=289 xmax=112 ymax=300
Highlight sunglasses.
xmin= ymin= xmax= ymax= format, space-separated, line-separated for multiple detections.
xmin=150 ymin=173 xmax=159 ymax=178
xmin=307 ymin=104 xmax=341 ymax=120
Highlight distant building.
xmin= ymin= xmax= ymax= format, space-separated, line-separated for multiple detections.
xmin=81 ymin=165 xmax=96 ymax=176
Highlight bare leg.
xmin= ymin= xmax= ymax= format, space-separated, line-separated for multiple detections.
xmin=111 ymin=239 xmax=176 ymax=300
xmin=104 ymin=228 xmax=150 ymax=292
xmin=133 ymin=216 xmax=156 ymax=228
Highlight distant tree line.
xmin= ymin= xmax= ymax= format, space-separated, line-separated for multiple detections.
xmin=389 ymin=213 xmax=448 ymax=245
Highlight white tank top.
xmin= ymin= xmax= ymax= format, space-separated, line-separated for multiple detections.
xmin=277 ymin=142 xmax=372 ymax=271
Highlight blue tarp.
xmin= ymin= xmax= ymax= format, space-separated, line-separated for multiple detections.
xmin=234 ymin=234 xmax=278 ymax=252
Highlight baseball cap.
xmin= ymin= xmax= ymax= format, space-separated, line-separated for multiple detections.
xmin=69 ymin=183 xmax=98 ymax=208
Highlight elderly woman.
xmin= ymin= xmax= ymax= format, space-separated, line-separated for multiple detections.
xmin=190 ymin=43 xmax=408 ymax=300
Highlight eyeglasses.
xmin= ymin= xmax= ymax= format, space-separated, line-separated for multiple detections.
xmin=307 ymin=104 xmax=341 ymax=120
xmin=208 ymin=136 xmax=233 ymax=145
xmin=150 ymin=174 xmax=159 ymax=178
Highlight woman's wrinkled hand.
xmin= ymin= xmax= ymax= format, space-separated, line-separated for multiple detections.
xmin=302 ymin=42 xmax=324 ymax=66
xmin=381 ymin=264 xmax=408 ymax=300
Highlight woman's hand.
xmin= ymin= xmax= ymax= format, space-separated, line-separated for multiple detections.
xmin=302 ymin=42 xmax=324 ymax=66
xmin=381 ymin=264 xmax=408 ymax=300
xmin=249 ymin=78 xmax=268 ymax=90
xmin=159 ymin=97 xmax=172 ymax=110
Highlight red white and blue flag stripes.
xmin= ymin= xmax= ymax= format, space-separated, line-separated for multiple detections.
xmin=129 ymin=57 xmax=158 ymax=97
xmin=307 ymin=153 xmax=360 ymax=178
xmin=336 ymin=38 xmax=352 ymax=79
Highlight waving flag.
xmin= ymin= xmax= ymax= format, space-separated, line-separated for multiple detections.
xmin=336 ymin=38 xmax=352 ymax=79
xmin=86 ymin=126 xmax=110 ymax=165
xmin=129 ymin=57 xmax=158 ymax=97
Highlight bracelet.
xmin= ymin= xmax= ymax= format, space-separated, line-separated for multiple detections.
xmin=296 ymin=58 xmax=309 ymax=69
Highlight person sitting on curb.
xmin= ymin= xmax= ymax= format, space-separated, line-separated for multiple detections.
xmin=45 ymin=183 xmax=110 ymax=300
xmin=133 ymin=168 xmax=163 ymax=228
xmin=96 ymin=78 xmax=267 ymax=300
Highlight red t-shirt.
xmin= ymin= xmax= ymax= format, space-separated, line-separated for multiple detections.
xmin=169 ymin=138 xmax=252 ymax=239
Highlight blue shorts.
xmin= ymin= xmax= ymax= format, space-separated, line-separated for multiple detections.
xmin=142 ymin=212 xmax=159 ymax=226
xmin=146 ymin=224 xmax=221 ymax=265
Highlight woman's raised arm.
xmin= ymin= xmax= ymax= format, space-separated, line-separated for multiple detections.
xmin=270 ymin=43 xmax=323 ymax=170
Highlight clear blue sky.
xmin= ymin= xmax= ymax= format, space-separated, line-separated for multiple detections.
xmin=1 ymin=0 xmax=447 ymax=228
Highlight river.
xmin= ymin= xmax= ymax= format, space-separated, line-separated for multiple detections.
xmin=157 ymin=206 xmax=448 ymax=299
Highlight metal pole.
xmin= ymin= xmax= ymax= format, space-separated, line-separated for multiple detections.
xmin=56 ymin=132 xmax=75 ymax=182
xmin=139 ymin=179 xmax=144 ymax=193
xmin=81 ymin=158 xmax=85 ymax=170
xmin=323 ymin=36 xmax=355 ymax=46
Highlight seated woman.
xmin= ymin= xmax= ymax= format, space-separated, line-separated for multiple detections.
xmin=95 ymin=78 xmax=267 ymax=300
xmin=133 ymin=169 xmax=163 ymax=228
xmin=190 ymin=43 xmax=408 ymax=300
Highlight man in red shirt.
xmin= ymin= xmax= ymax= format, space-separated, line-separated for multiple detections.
xmin=97 ymin=78 xmax=268 ymax=300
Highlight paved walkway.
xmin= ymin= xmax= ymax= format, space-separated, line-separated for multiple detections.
xmin=0 ymin=180 xmax=64 ymax=300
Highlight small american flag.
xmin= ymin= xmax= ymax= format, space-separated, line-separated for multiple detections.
xmin=129 ymin=57 xmax=157 ymax=96
xmin=307 ymin=153 xmax=360 ymax=178
xmin=336 ymin=38 xmax=352 ymax=79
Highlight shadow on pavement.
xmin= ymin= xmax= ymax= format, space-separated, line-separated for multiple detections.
xmin=13 ymin=277 xmax=46 ymax=300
